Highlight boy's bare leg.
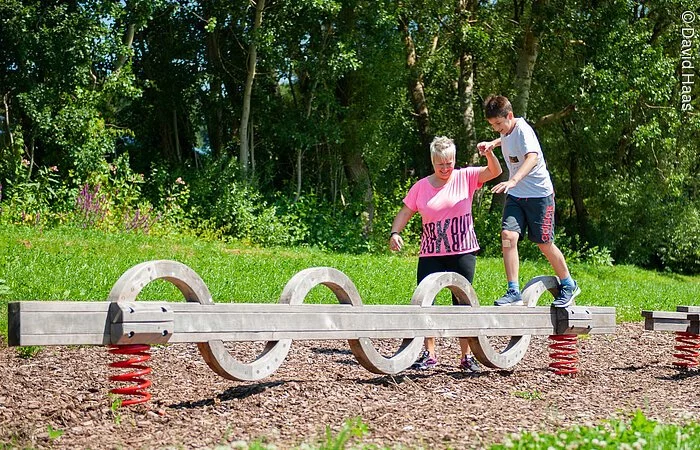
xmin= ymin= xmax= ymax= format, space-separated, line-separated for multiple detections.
xmin=537 ymin=242 xmax=571 ymax=280
xmin=502 ymin=230 xmax=520 ymax=284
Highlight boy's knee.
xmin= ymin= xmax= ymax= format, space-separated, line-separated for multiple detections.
xmin=501 ymin=231 xmax=518 ymax=249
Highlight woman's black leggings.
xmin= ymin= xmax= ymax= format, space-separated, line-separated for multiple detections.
xmin=417 ymin=252 xmax=477 ymax=305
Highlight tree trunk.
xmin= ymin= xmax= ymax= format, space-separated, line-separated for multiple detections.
xmin=512 ymin=0 xmax=546 ymax=118
xmin=399 ymin=14 xmax=432 ymax=175
xmin=115 ymin=23 xmax=135 ymax=73
xmin=460 ymin=54 xmax=479 ymax=165
xmin=240 ymin=0 xmax=265 ymax=178
xmin=27 ymin=136 xmax=35 ymax=180
xmin=561 ymin=121 xmax=589 ymax=241
xmin=205 ymin=29 xmax=225 ymax=158
xmin=250 ymin=117 xmax=255 ymax=176
xmin=294 ymin=149 xmax=302 ymax=202
xmin=456 ymin=0 xmax=478 ymax=165
xmin=2 ymin=92 xmax=14 ymax=148
xmin=335 ymin=76 xmax=374 ymax=237
xmin=569 ymin=149 xmax=588 ymax=242
xmin=344 ymin=151 xmax=375 ymax=237
xmin=173 ymin=109 xmax=181 ymax=164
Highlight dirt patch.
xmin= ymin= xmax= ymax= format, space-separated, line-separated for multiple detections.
xmin=1 ymin=322 xmax=698 ymax=449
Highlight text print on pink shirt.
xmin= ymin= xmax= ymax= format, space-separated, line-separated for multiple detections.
xmin=420 ymin=213 xmax=477 ymax=254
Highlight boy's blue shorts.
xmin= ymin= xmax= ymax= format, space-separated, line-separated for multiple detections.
xmin=501 ymin=194 xmax=555 ymax=244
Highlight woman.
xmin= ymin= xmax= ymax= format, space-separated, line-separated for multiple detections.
xmin=388 ymin=136 xmax=502 ymax=372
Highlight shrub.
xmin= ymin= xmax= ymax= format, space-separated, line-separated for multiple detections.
xmin=187 ymin=158 xmax=295 ymax=246
xmin=275 ymin=192 xmax=370 ymax=253
xmin=70 ymin=154 xmax=157 ymax=232
xmin=0 ymin=160 xmax=70 ymax=227
xmin=656 ymin=204 xmax=700 ymax=274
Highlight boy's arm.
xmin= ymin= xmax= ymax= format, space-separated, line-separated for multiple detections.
xmin=491 ymin=152 xmax=539 ymax=194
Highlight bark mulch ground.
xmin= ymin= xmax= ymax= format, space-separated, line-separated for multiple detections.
xmin=1 ymin=322 xmax=698 ymax=449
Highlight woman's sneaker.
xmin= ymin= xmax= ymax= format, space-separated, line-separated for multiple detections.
xmin=494 ymin=288 xmax=523 ymax=306
xmin=459 ymin=355 xmax=481 ymax=373
xmin=412 ymin=350 xmax=437 ymax=370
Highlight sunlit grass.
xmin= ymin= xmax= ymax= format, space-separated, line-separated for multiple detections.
xmin=1 ymin=224 xmax=700 ymax=338
xmin=491 ymin=410 xmax=700 ymax=450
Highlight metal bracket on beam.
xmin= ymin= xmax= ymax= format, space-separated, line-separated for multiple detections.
xmin=554 ymin=306 xmax=593 ymax=335
xmin=109 ymin=302 xmax=174 ymax=345
xmin=690 ymin=316 xmax=700 ymax=335
xmin=677 ymin=306 xmax=700 ymax=334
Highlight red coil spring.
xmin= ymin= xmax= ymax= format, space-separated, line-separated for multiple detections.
xmin=673 ymin=332 xmax=700 ymax=369
xmin=548 ymin=334 xmax=579 ymax=375
xmin=108 ymin=344 xmax=152 ymax=406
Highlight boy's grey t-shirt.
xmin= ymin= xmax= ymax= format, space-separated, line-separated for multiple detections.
xmin=500 ymin=118 xmax=554 ymax=198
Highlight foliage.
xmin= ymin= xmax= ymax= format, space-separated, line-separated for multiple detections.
xmin=109 ymin=394 xmax=123 ymax=425
xmin=242 ymin=418 xmax=376 ymax=449
xmin=72 ymin=154 xmax=155 ymax=232
xmin=0 ymin=161 xmax=69 ymax=227
xmin=15 ymin=346 xmax=41 ymax=359
xmin=656 ymin=204 xmax=700 ymax=274
xmin=491 ymin=410 xmax=700 ymax=450
xmin=371 ymin=177 xmax=423 ymax=254
xmin=0 ymin=0 xmax=136 ymax=181
xmin=316 ymin=417 xmax=374 ymax=450
xmin=46 ymin=425 xmax=64 ymax=441
xmin=148 ymin=164 xmax=192 ymax=232
xmin=275 ymin=192 xmax=374 ymax=253
xmin=0 ymin=279 xmax=9 ymax=297
xmin=2 ymin=0 xmax=700 ymax=272
xmin=186 ymin=158 xmax=296 ymax=247
xmin=513 ymin=389 xmax=543 ymax=401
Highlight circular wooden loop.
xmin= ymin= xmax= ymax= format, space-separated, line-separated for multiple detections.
xmin=202 ymin=266 xmax=375 ymax=381
xmin=411 ymin=271 xmax=479 ymax=307
xmin=108 ymin=260 xmax=289 ymax=382
xmin=383 ymin=272 xmax=480 ymax=373
xmin=466 ymin=275 xmax=560 ymax=369
xmin=108 ymin=260 xmax=213 ymax=305
xmin=280 ymin=267 xmax=422 ymax=375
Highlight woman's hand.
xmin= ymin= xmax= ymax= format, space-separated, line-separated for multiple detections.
xmin=389 ymin=233 xmax=404 ymax=252
xmin=477 ymin=140 xmax=497 ymax=155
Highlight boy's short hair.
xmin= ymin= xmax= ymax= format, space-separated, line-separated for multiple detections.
xmin=483 ymin=95 xmax=513 ymax=119
xmin=429 ymin=136 xmax=456 ymax=163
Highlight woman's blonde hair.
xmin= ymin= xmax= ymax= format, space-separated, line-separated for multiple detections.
xmin=430 ymin=136 xmax=456 ymax=164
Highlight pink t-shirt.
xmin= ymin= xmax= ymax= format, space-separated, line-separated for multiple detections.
xmin=403 ymin=167 xmax=483 ymax=257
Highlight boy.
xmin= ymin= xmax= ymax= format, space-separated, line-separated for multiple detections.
xmin=478 ymin=95 xmax=580 ymax=307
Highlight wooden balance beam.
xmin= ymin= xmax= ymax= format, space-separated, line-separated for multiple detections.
xmin=641 ymin=306 xmax=700 ymax=368
xmin=642 ymin=306 xmax=700 ymax=334
xmin=9 ymin=260 xmax=616 ymax=381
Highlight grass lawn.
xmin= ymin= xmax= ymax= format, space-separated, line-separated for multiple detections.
xmin=2 ymin=224 xmax=699 ymax=337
